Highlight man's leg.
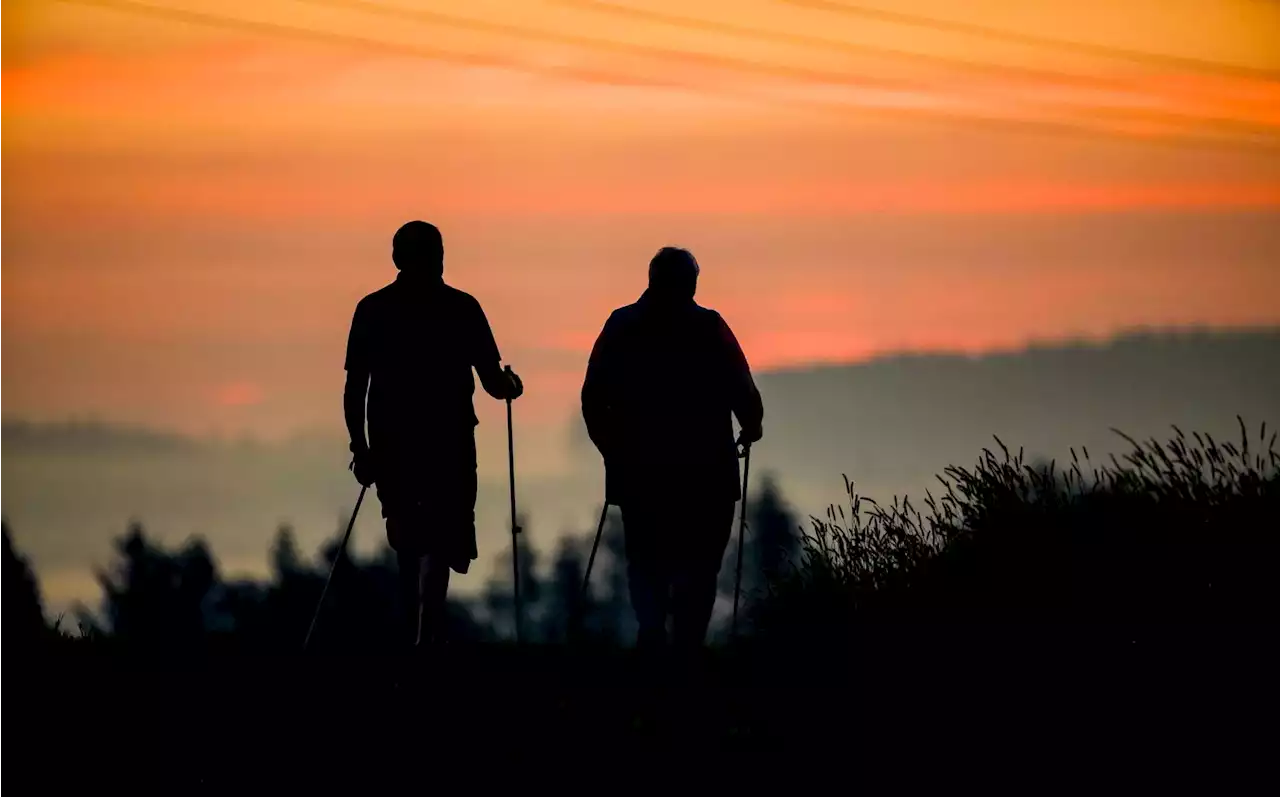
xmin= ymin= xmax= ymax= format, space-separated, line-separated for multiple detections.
xmin=620 ymin=503 xmax=670 ymax=649
xmin=383 ymin=474 xmax=422 ymax=654
xmin=394 ymin=547 xmax=425 ymax=650
xmin=390 ymin=512 xmax=454 ymax=651
xmin=418 ymin=553 xmax=451 ymax=646
xmin=671 ymin=501 xmax=736 ymax=653
xmin=419 ymin=451 xmax=473 ymax=643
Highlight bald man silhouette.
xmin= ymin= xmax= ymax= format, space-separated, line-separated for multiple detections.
xmin=582 ymin=247 xmax=763 ymax=659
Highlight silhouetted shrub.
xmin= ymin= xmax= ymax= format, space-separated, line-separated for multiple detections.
xmin=752 ymin=419 xmax=1279 ymax=649
xmin=3 ymin=523 xmax=53 ymax=649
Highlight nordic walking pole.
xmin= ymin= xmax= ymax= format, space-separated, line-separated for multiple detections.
xmin=731 ymin=443 xmax=752 ymax=640
xmin=573 ymin=501 xmax=609 ymax=638
xmin=303 ymin=480 xmax=367 ymax=652
xmin=505 ymin=365 xmax=523 ymax=645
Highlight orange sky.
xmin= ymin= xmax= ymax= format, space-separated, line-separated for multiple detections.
xmin=4 ymin=0 xmax=1280 ymax=473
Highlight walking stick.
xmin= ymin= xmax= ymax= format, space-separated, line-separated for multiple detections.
xmin=303 ymin=481 xmax=367 ymax=652
xmin=731 ymin=443 xmax=752 ymax=640
xmin=573 ymin=501 xmax=610 ymax=638
xmin=505 ymin=366 xmax=523 ymax=645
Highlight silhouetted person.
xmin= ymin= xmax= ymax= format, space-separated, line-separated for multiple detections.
xmin=344 ymin=221 xmax=523 ymax=654
xmin=581 ymin=247 xmax=763 ymax=660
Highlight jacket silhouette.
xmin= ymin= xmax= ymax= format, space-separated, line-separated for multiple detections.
xmin=581 ymin=247 xmax=762 ymax=651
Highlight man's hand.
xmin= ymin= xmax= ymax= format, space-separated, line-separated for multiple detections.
xmin=350 ymin=446 xmax=376 ymax=487
xmin=503 ymin=367 xmax=524 ymax=401
xmin=737 ymin=424 xmax=762 ymax=451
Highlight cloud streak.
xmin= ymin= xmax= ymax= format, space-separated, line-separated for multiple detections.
xmin=13 ymin=0 xmax=1277 ymax=151
xmin=4 ymin=0 xmax=1279 ymax=444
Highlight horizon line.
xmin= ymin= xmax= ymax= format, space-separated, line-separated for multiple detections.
xmin=4 ymin=322 xmax=1276 ymax=445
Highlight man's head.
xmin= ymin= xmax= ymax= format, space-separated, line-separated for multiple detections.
xmin=392 ymin=221 xmax=444 ymax=277
xmin=647 ymin=246 xmax=699 ymax=300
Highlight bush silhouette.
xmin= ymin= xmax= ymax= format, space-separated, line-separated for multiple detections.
xmin=3 ymin=523 xmax=52 ymax=649
xmin=751 ymin=419 xmax=1279 ymax=656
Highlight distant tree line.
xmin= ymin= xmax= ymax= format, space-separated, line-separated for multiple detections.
xmin=3 ymin=476 xmax=801 ymax=654
xmin=8 ymin=421 xmax=1275 ymax=662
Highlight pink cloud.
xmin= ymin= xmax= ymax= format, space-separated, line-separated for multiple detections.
xmin=215 ymin=381 xmax=264 ymax=407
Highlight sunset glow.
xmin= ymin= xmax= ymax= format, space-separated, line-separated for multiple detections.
xmin=5 ymin=0 xmax=1280 ymax=459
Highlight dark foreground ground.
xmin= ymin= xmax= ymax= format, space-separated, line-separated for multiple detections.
xmin=9 ymin=624 xmax=1278 ymax=786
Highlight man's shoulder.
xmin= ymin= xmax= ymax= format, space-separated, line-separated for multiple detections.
xmin=357 ymin=281 xmax=482 ymax=311
xmin=355 ymin=282 xmax=397 ymax=312
xmin=689 ymin=303 xmax=729 ymax=335
xmin=599 ymin=303 xmax=643 ymax=337
xmin=608 ymin=301 xmax=645 ymax=323
xmin=438 ymin=283 xmax=485 ymax=313
xmin=606 ymin=301 xmax=723 ymax=329
xmin=692 ymin=303 xmax=723 ymax=321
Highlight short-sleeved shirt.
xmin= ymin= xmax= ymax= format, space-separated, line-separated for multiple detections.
xmin=344 ymin=274 xmax=500 ymax=457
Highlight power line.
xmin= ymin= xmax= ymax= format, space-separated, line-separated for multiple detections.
xmin=48 ymin=0 xmax=1280 ymax=155
xmin=53 ymin=0 xmax=685 ymax=90
xmin=298 ymin=0 xmax=1280 ymax=144
xmin=295 ymin=0 xmax=921 ymax=91
xmin=782 ymin=0 xmax=1280 ymax=81
xmin=555 ymin=0 xmax=1133 ymax=88
xmin=554 ymin=0 xmax=1280 ymax=135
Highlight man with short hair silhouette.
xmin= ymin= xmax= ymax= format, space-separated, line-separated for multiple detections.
xmin=344 ymin=220 xmax=523 ymax=654
xmin=581 ymin=247 xmax=763 ymax=658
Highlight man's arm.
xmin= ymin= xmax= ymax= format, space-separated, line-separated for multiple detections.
xmin=581 ymin=314 xmax=618 ymax=458
xmin=477 ymin=359 xmax=521 ymax=400
xmin=471 ymin=297 xmax=521 ymax=400
xmin=344 ymin=369 xmax=369 ymax=452
xmin=343 ymin=302 xmax=371 ymax=453
xmin=717 ymin=314 xmax=763 ymax=445
xmin=343 ymin=302 xmax=376 ymax=486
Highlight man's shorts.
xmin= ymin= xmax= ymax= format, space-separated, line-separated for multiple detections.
xmin=374 ymin=435 xmax=478 ymax=574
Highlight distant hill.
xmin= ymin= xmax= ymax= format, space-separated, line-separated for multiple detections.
xmin=749 ymin=328 xmax=1280 ymax=511
xmin=0 ymin=420 xmax=198 ymax=456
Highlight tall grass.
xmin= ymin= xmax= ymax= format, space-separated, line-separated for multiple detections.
xmin=751 ymin=418 xmax=1279 ymax=646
